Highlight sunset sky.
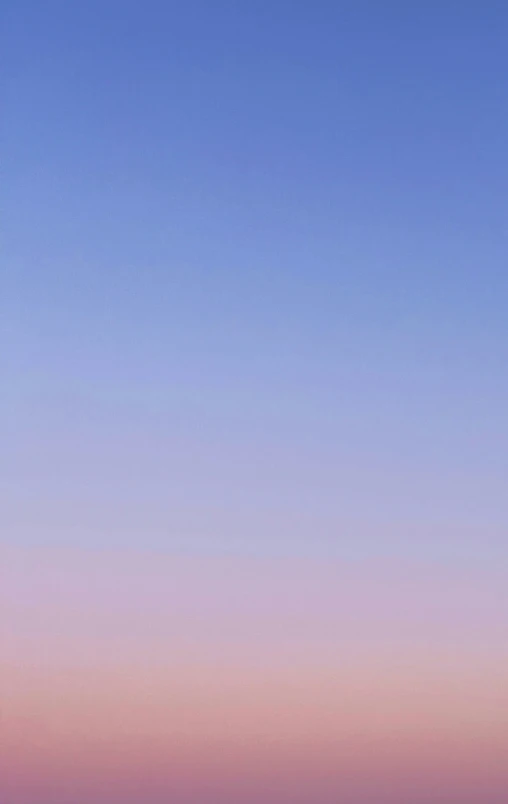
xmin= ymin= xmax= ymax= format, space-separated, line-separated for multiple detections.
xmin=3 ymin=2 xmax=508 ymax=802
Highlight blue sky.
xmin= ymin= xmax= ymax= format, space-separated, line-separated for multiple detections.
xmin=3 ymin=1 xmax=508 ymax=560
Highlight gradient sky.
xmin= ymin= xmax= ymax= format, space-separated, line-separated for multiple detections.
xmin=3 ymin=546 xmax=508 ymax=803
xmin=2 ymin=2 xmax=508 ymax=802
xmin=4 ymin=0 xmax=508 ymax=560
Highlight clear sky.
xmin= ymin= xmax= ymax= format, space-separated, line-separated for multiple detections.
xmin=4 ymin=1 xmax=508 ymax=561
xmin=3 ymin=4 xmax=508 ymax=803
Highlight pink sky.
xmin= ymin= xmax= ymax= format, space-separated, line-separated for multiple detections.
xmin=2 ymin=546 xmax=507 ymax=803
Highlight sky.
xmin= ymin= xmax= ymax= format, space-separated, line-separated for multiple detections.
xmin=2 ymin=2 xmax=508 ymax=802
